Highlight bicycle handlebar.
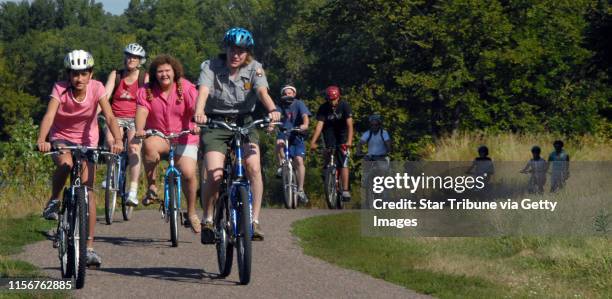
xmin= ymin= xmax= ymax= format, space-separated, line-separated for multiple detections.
xmin=137 ymin=129 xmax=192 ymax=140
xmin=37 ymin=145 xmax=113 ymax=157
xmin=196 ymin=117 xmax=278 ymax=133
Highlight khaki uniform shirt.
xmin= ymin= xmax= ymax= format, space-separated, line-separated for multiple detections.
xmin=198 ymin=57 xmax=268 ymax=115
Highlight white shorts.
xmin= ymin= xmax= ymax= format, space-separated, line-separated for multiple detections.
xmin=175 ymin=144 xmax=198 ymax=160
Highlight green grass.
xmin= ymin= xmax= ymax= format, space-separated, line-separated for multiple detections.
xmin=292 ymin=212 xmax=612 ymax=298
xmin=0 ymin=215 xmax=68 ymax=298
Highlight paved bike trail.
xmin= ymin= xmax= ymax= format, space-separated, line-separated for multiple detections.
xmin=17 ymin=209 xmax=430 ymax=298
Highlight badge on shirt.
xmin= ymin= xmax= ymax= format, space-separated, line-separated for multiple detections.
xmin=244 ymin=82 xmax=252 ymax=90
xmin=256 ymin=68 xmax=264 ymax=77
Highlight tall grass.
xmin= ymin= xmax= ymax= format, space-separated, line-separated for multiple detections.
xmin=427 ymin=132 xmax=612 ymax=161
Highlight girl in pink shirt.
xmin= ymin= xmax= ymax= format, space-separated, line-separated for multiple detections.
xmin=134 ymin=54 xmax=201 ymax=233
xmin=103 ymin=43 xmax=149 ymax=206
xmin=37 ymin=50 xmax=124 ymax=267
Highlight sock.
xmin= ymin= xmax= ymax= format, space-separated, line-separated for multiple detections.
xmin=253 ymin=219 xmax=259 ymax=224
xmin=128 ymin=182 xmax=138 ymax=193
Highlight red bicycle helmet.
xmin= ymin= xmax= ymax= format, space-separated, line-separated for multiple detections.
xmin=325 ymin=85 xmax=340 ymax=101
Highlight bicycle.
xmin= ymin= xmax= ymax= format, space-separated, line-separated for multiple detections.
xmin=138 ymin=129 xmax=192 ymax=247
xmin=321 ymin=147 xmax=345 ymax=210
xmin=278 ymin=127 xmax=303 ymax=209
xmin=355 ymin=153 xmax=390 ymax=209
xmin=41 ymin=145 xmax=111 ymax=289
xmin=103 ymin=126 xmax=133 ymax=224
xmin=198 ymin=117 xmax=276 ymax=285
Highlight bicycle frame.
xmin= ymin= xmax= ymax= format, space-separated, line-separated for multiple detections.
xmin=227 ymin=129 xmax=253 ymax=239
xmin=163 ymin=143 xmax=182 ymax=218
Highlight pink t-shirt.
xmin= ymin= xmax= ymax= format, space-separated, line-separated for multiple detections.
xmin=49 ymin=80 xmax=106 ymax=146
xmin=111 ymin=74 xmax=139 ymax=118
xmin=136 ymin=78 xmax=199 ymax=145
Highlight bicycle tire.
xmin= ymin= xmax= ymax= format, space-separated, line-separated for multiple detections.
xmin=236 ymin=186 xmax=252 ymax=285
xmin=336 ymin=170 xmax=344 ymax=209
xmin=214 ymin=192 xmax=233 ymax=278
xmin=169 ymin=174 xmax=179 ymax=247
xmin=104 ymin=159 xmax=117 ymax=225
xmin=282 ymin=163 xmax=293 ymax=209
xmin=291 ymin=169 xmax=298 ymax=209
xmin=324 ymin=167 xmax=338 ymax=209
xmin=73 ymin=187 xmax=88 ymax=289
xmin=120 ymin=157 xmax=133 ymax=221
xmin=59 ymin=189 xmax=71 ymax=278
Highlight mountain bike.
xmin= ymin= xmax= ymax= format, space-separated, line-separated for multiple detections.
xmin=41 ymin=145 xmax=111 ymax=289
xmin=322 ymin=147 xmax=344 ymax=209
xmin=139 ymin=129 xmax=191 ymax=247
xmin=103 ymin=127 xmax=133 ymax=224
xmin=278 ymin=127 xmax=302 ymax=209
xmin=198 ymin=117 xmax=276 ymax=285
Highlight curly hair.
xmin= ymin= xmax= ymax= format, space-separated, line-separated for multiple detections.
xmin=146 ymin=54 xmax=184 ymax=102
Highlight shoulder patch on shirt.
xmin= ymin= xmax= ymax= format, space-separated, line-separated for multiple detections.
xmin=256 ymin=68 xmax=264 ymax=77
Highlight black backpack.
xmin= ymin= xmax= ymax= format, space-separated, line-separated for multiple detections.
xmin=109 ymin=68 xmax=146 ymax=103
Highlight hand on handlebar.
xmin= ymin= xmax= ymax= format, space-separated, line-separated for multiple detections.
xmin=135 ymin=129 xmax=147 ymax=140
xmin=268 ymin=111 xmax=281 ymax=122
xmin=37 ymin=141 xmax=51 ymax=153
xmin=309 ymin=142 xmax=318 ymax=151
xmin=111 ymin=140 xmax=124 ymax=154
xmin=194 ymin=113 xmax=207 ymax=124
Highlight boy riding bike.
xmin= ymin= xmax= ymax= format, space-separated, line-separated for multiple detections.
xmin=309 ymin=85 xmax=354 ymax=201
xmin=275 ymin=85 xmax=311 ymax=203
xmin=356 ymin=114 xmax=392 ymax=161
xmin=37 ymin=50 xmax=124 ymax=267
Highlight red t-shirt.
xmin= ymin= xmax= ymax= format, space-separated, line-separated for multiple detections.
xmin=111 ymin=74 xmax=139 ymax=118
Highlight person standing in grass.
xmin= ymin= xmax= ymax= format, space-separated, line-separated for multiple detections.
xmin=548 ymin=140 xmax=570 ymax=192
xmin=521 ymin=146 xmax=547 ymax=194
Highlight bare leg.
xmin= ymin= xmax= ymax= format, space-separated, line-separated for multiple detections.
xmin=294 ymin=156 xmax=305 ymax=191
xmin=245 ymin=143 xmax=263 ymax=222
xmin=81 ymin=161 xmax=96 ymax=248
xmin=203 ymin=151 xmax=225 ymax=221
xmin=141 ymin=136 xmax=169 ymax=194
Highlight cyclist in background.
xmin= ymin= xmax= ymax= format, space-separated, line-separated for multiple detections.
xmin=275 ymin=85 xmax=311 ymax=203
xmin=309 ymin=85 xmax=354 ymax=201
xmin=194 ymin=27 xmax=281 ymax=242
xmin=37 ymin=50 xmax=124 ymax=267
xmin=134 ymin=54 xmax=201 ymax=233
xmin=356 ymin=114 xmax=391 ymax=161
xmin=103 ymin=43 xmax=149 ymax=206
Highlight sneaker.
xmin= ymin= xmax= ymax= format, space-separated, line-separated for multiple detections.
xmin=42 ymin=199 xmax=60 ymax=220
xmin=297 ymin=190 xmax=309 ymax=204
xmin=86 ymin=248 xmax=102 ymax=268
xmin=252 ymin=222 xmax=264 ymax=241
xmin=341 ymin=191 xmax=351 ymax=202
xmin=276 ymin=167 xmax=282 ymax=178
xmin=200 ymin=221 xmax=215 ymax=244
xmin=126 ymin=191 xmax=139 ymax=206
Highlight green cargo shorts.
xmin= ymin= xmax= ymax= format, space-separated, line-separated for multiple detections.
xmin=200 ymin=115 xmax=260 ymax=154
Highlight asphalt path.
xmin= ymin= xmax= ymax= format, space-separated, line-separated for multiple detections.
xmin=17 ymin=209 xmax=430 ymax=298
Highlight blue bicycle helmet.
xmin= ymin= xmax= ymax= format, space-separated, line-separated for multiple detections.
xmin=223 ymin=27 xmax=254 ymax=50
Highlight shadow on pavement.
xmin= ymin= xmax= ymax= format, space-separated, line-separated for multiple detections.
xmin=97 ymin=267 xmax=239 ymax=285
xmin=93 ymin=236 xmax=181 ymax=248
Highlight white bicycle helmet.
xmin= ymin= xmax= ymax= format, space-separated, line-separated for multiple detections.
xmin=280 ymin=85 xmax=297 ymax=96
xmin=64 ymin=50 xmax=94 ymax=71
xmin=124 ymin=43 xmax=146 ymax=64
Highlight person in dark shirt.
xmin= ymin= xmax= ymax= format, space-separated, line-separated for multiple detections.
xmin=309 ymin=85 xmax=354 ymax=201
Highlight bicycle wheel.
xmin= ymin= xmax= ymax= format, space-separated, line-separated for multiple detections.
xmin=324 ymin=167 xmax=338 ymax=209
xmin=59 ymin=190 xmax=72 ymax=278
xmin=120 ymin=158 xmax=133 ymax=221
xmin=236 ymin=186 xmax=252 ymax=285
xmin=281 ymin=163 xmax=293 ymax=209
xmin=291 ymin=169 xmax=298 ymax=209
xmin=168 ymin=174 xmax=179 ymax=247
xmin=336 ymin=170 xmax=344 ymax=210
xmin=214 ymin=192 xmax=233 ymax=278
xmin=72 ymin=187 xmax=88 ymax=289
xmin=104 ymin=159 xmax=118 ymax=225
